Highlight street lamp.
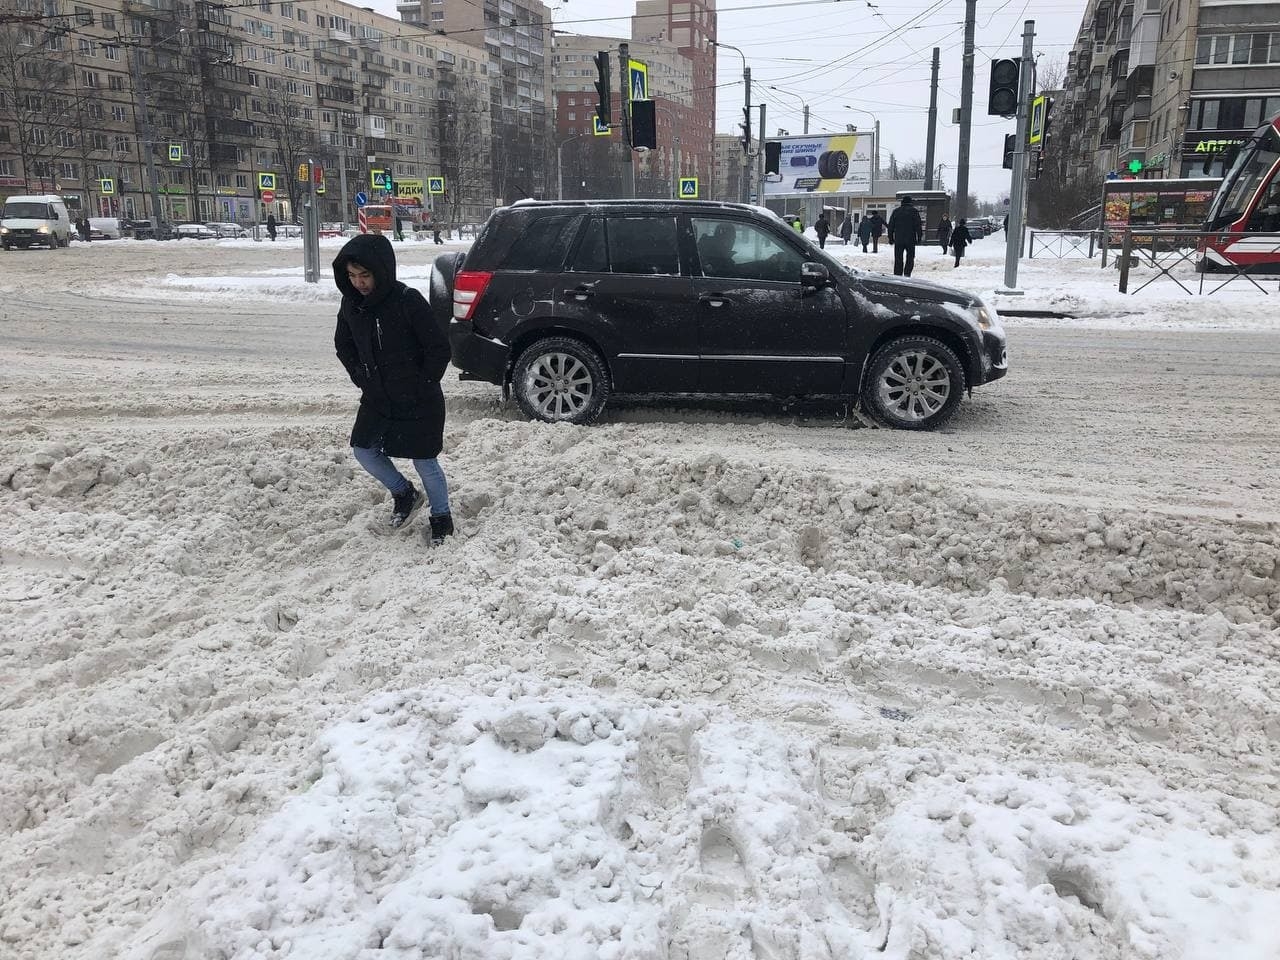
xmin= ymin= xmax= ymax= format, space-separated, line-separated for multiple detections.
xmin=768 ymin=85 xmax=809 ymax=134
xmin=844 ymin=104 xmax=881 ymax=194
xmin=711 ymin=40 xmax=752 ymax=204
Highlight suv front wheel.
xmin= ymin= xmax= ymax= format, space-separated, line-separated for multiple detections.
xmin=512 ymin=337 xmax=611 ymax=425
xmin=862 ymin=335 xmax=965 ymax=430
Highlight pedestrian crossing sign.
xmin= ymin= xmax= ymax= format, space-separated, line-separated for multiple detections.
xmin=257 ymin=172 xmax=277 ymax=191
xmin=628 ymin=59 xmax=648 ymax=102
xmin=427 ymin=176 xmax=445 ymax=195
xmin=99 ymin=178 xmax=115 ymax=195
xmin=168 ymin=144 xmax=182 ymax=162
xmin=593 ymin=115 xmax=610 ymax=136
xmin=679 ymin=177 xmax=699 ymax=199
xmin=371 ymin=169 xmax=387 ymax=189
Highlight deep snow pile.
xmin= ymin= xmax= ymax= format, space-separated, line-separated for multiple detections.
xmin=1 ymin=243 xmax=1279 ymax=960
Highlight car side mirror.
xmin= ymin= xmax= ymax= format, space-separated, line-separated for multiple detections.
xmin=801 ymin=261 xmax=829 ymax=287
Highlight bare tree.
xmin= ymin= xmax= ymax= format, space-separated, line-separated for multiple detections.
xmin=436 ymin=77 xmax=491 ymax=228
xmin=0 ymin=16 xmax=81 ymax=191
xmin=263 ymin=75 xmax=321 ymax=218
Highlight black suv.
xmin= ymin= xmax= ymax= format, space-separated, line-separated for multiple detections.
xmin=432 ymin=200 xmax=1007 ymax=429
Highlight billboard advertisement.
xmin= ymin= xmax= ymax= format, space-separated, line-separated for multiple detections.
xmin=763 ymin=132 xmax=875 ymax=198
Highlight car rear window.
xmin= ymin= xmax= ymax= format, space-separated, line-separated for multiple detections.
xmin=500 ymin=214 xmax=583 ymax=271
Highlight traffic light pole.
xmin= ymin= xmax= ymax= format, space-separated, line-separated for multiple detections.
xmin=618 ymin=42 xmax=635 ymax=199
xmin=1001 ymin=20 xmax=1036 ymax=294
xmin=741 ymin=66 xmax=752 ymax=204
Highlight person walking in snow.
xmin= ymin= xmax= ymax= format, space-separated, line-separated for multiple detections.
xmin=950 ymin=217 xmax=973 ymax=268
xmin=814 ymin=212 xmax=830 ymax=249
xmin=868 ymin=211 xmax=885 ymax=252
xmin=839 ymin=215 xmax=853 ymax=245
xmin=333 ymin=233 xmax=455 ymax=544
xmin=887 ymin=195 xmax=923 ymax=277
xmin=937 ymin=216 xmax=953 ymax=254
xmin=266 ymin=213 xmax=277 ymax=242
xmin=856 ymin=215 xmax=873 ymax=252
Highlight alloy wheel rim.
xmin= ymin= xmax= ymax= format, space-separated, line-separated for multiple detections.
xmin=877 ymin=350 xmax=950 ymax=421
xmin=525 ymin=352 xmax=593 ymax=419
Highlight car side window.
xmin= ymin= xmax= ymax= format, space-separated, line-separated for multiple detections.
xmin=571 ymin=217 xmax=609 ymax=273
xmin=692 ymin=217 xmax=805 ymax=283
xmin=501 ymin=214 xmax=584 ymax=271
xmin=608 ymin=217 xmax=680 ymax=275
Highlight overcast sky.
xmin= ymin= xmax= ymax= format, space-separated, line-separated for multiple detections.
xmin=369 ymin=0 xmax=1088 ymax=201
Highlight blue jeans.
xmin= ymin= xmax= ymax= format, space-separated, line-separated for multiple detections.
xmin=352 ymin=446 xmax=450 ymax=516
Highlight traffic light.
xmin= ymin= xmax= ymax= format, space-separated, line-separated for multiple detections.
xmin=630 ymin=99 xmax=656 ymax=149
xmin=988 ymin=58 xmax=1020 ymax=117
xmin=740 ymin=106 xmax=752 ymax=153
xmin=1030 ymin=148 xmax=1044 ymax=181
xmin=764 ymin=140 xmax=781 ymax=175
xmin=593 ymin=51 xmax=611 ymax=127
xmin=1002 ymin=133 xmax=1016 ymax=170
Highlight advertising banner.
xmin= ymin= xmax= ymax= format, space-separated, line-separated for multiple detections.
xmin=762 ymin=132 xmax=874 ymax=197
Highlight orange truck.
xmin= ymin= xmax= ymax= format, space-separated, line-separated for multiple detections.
xmin=359 ymin=204 xmax=394 ymax=233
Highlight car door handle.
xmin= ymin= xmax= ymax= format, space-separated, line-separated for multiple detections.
xmin=699 ymin=294 xmax=728 ymax=308
xmin=570 ymin=284 xmax=595 ymax=301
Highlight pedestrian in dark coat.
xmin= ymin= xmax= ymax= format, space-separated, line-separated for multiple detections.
xmin=266 ymin=213 xmax=277 ymax=241
xmin=856 ymin=216 xmax=872 ymax=252
xmin=839 ymin=216 xmax=853 ymax=245
xmin=868 ymin=212 xmax=885 ymax=252
xmin=937 ymin=216 xmax=953 ymax=253
xmin=814 ymin=213 xmax=830 ymax=249
xmin=333 ymin=233 xmax=455 ymax=543
xmin=950 ymin=218 xmax=973 ymax=267
xmin=887 ymin=195 xmax=923 ymax=276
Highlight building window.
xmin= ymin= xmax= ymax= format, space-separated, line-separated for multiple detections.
xmin=60 ymin=162 xmax=79 ymax=180
xmin=104 ymin=44 xmax=118 ymax=60
xmin=102 ymin=12 xmax=114 ymax=29
xmin=0 ymin=160 xmax=14 ymax=177
xmin=74 ymin=5 xmax=93 ymax=25
xmin=235 ymin=174 xmax=249 ymax=188
xmin=78 ymin=39 xmax=95 ymax=55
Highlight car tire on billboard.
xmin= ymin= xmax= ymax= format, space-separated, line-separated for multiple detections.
xmin=818 ymin=150 xmax=849 ymax=179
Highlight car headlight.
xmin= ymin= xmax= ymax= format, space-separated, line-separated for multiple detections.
xmin=36 ymin=225 xmax=49 ymax=233
xmin=973 ymin=299 xmax=1001 ymax=331
xmin=0 ymin=227 xmax=8 ymax=235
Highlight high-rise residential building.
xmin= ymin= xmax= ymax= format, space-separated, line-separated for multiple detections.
xmin=1059 ymin=0 xmax=1280 ymax=182
xmin=398 ymin=0 xmax=553 ymax=202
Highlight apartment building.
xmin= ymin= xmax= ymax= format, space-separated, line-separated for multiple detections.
xmin=0 ymin=0 xmax=499 ymax=226
xmin=550 ymin=33 xmax=700 ymax=199
xmin=711 ymin=132 xmax=744 ymax=201
xmin=1060 ymin=0 xmax=1280 ymax=181
xmin=398 ymin=0 xmax=552 ymax=203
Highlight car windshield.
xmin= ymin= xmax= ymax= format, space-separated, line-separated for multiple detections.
xmin=1209 ymin=126 xmax=1280 ymax=226
xmin=4 ymin=202 xmax=51 ymax=219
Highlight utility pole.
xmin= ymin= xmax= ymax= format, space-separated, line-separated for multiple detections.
xmin=336 ymin=112 xmax=350 ymax=228
xmin=741 ymin=64 xmax=752 ymax=203
xmin=803 ymin=104 xmax=810 ymax=135
xmin=129 ymin=45 xmax=165 ymax=231
xmin=955 ymin=0 xmax=977 ymax=220
xmin=924 ymin=47 xmax=940 ymax=190
xmin=756 ymin=103 xmax=766 ymax=204
xmin=618 ymin=42 xmax=634 ymax=198
xmin=303 ymin=157 xmax=320 ymax=283
xmin=1001 ymin=20 xmax=1036 ymax=293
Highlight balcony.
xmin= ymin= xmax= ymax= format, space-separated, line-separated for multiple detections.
xmin=329 ymin=27 xmax=353 ymax=43
xmin=314 ymin=42 xmax=348 ymax=64
xmin=366 ymin=137 xmax=401 ymax=154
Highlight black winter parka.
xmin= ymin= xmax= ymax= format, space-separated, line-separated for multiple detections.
xmin=333 ymin=234 xmax=452 ymax=459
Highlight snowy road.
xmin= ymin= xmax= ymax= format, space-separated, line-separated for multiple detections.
xmin=2 ymin=242 xmax=1278 ymax=960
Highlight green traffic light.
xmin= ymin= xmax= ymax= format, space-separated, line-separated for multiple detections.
xmin=1127 ymin=159 xmax=1144 ymax=174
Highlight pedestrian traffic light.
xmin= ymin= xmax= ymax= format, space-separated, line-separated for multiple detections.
xmin=1030 ymin=148 xmax=1044 ymax=181
xmin=1127 ymin=158 xmax=1144 ymax=175
xmin=593 ymin=51 xmax=611 ymax=127
xmin=1002 ymin=133 xmax=1016 ymax=170
xmin=764 ymin=140 xmax=781 ymax=175
xmin=740 ymin=106 xmax=752 ymax=153
xmin=630 ymin=98 xmax=656 ymax=150
xmin=988 ymin=58 xmax=1020 ymax=117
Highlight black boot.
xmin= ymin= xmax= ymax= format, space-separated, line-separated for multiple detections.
xmin=428 ymin=512 xmax=454 ymax=546
xmin=390 ymin=485 xmax=424 ymax=529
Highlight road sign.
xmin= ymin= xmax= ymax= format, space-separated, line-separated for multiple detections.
xmin=168 ymin=144 xmax=182 ymax=162
xmin=593 ymin=116 xmax=610 ymax=136
xmin=427 ymin=176 xmax=445 ymax=195
xmin=1028 ymin=94 xmax=1047 ymax=146
xmin=628 ymin=59 xmax=648 ymax=102
xmin=99 ymin=178 xmax=115 ymax=195
xmin=260 ymin=188 xmax=276 ymax=204
xmin=370 ymin=169 xmax=387 ymax=189
xmin=679 ymin=177 xmax=699 ymax=199
xmin=354 ymin=191 xmax=368 ymax=207
xmin=257 ymin=172 xmax=276 ymax=191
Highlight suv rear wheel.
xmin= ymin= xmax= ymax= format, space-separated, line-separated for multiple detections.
xmin=512 ymin=337 xmax=610 ymax=425
xmin=862 ymin=335 xmax=965 ymax=430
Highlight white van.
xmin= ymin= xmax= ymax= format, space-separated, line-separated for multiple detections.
xmin=1 ymin=194 xmax=72 ymax=249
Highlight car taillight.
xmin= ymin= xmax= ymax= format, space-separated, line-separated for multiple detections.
xmin=452 ymin=270 xmax=493 ymax=322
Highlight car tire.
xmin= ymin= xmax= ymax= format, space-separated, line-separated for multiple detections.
xmin=862 ymin=335 xmax=965 ymax=430
xmin=818 ymin=150 xmax=849 ymax=179
xmin=512 ymin=336 xmax=610 ymax=425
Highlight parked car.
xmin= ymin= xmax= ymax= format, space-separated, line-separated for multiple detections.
xmin=87 ymin=217 xmax=123 ymax=240
xmin=173 ymin=223 xmax=219 ymax=240
xmin=205 ymin=221 xmax=247 ymax=238
xmin=433 ymin=199 xmax=1007 ymax=430
xmin=123 ymin=219 xmax=175 ymax=241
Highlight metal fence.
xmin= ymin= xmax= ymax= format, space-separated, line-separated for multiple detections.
xmin=1110 ymin=227 xmax=1280 ymax=296
xmin=1028 ymin=230 xmax=1103 ymax=259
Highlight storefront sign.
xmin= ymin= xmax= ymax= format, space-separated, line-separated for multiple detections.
xmin=1183 ymin=133 xmax=1248 ymax=155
